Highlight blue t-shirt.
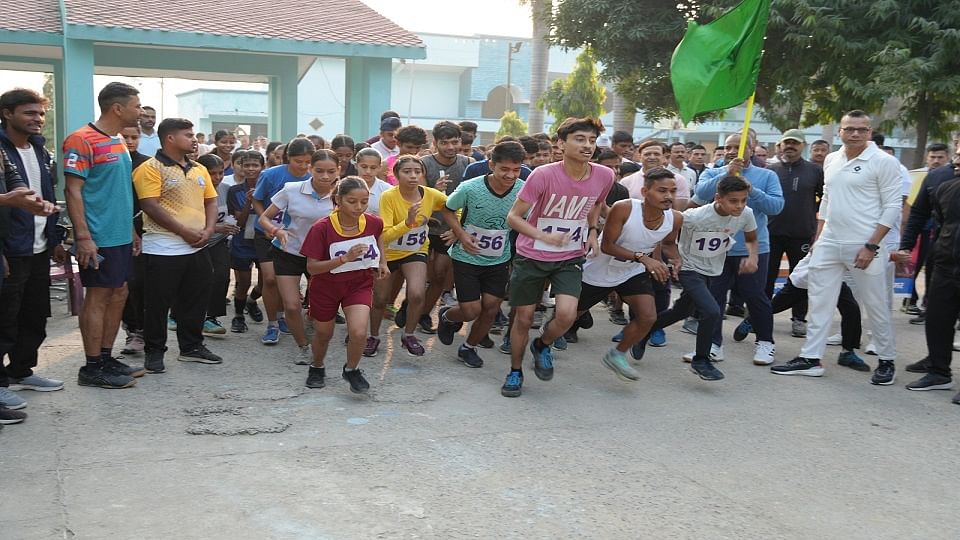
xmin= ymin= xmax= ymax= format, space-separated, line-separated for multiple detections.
xmin=227 ymin=183 xmax=257 ymax=260
xmin=692 ymin=164 xmax=784 ymax=256
xmin=251 ymin=165 xmax=311 ymax=232
xmin=62 ymin=124 xmax=134 ymax=247
xmin=463 ymin=160 xmax=532 ymax=182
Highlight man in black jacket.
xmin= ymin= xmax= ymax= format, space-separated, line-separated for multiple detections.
xmin=903 ymin=164 xmax=960 ymax=405
xmin=0 ymin=88 xmax=63 ymax=413
xmin=765 ymin=129 xmax=824 ymax=337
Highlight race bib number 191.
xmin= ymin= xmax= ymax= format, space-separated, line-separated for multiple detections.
xmin=690 ymin=231 xmax=735 ymax=257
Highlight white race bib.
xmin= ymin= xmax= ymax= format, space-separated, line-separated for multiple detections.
xmin=690 ymin=231 xmax=735 ymax=257
xmin=464 ymin=225 xmax=508 ymax=257
xmin=532 ymin=218 xmax=587 ymax=253
xmin=391 ymin=224 xmax=428 ymax=252
xmin=329 ymin=235 xmax=380 ymax=274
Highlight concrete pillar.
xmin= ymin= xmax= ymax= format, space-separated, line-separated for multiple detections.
xmin=345 ymin=57 xmax=392 ymax=139
xmin=61 ymin=39 xmax=94 ymax=133
xmin=268 ymin=56 xmax=299 ymax=140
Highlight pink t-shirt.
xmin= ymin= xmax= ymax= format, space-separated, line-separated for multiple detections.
xmin=384 ymin=154 xmax=399 ymax=185
xmin=515 ymin=161 xmax=614 ymax=262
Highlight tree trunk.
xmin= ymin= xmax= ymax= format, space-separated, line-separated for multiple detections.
xmin=527 ymin=0 xmax=550 ymax=134
xmin=912 ymin=92 xmax=930 ymax=169
xmin=612 ymin=90 xmax=636 ymax=134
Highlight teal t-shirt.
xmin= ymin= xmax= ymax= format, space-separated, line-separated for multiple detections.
xmin=445 ymin=175 xmax=523 ymax=266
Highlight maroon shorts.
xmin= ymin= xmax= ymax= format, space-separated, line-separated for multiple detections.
xmin=308 ymin=272 xmax=375 ymax=322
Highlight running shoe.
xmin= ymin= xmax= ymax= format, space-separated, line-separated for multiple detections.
xmin=245 ymin=298 xmax=264 ymax=322
xmin=771 ymin=357 xmax=824 ymax=377
xmin=602 ymin=348 xmax=640 ymax=381
xmin=478 ymin=335 xmax=495 ymax=349
xmin=791 ymin=319 xmax=807 ymax=337
xmin=306 ymin=366 xmax=325 ymax=389
xmin=753 ymin=341 xmax=776 ymax=366
xmin=648 ymin=329 xmax=666 ymax=347
xmin=277 ymin=318 xmax=291 ymax=335
xmin=611 ymin=329 xmax=624 ymax=343
xmin=437 ymin=307 xmax=461 ymax=345
xmin=870 ymin=360 xmax=896 ymax=386
xmin=529 ymin=340 xmax=554 ymax=381
xmin=733 ymin=320 xmax=753 ymax=342
xmin=838 ymin=351 xmax=870 ymax=372
xmin=690 ymin=358 xmax=725 ymax=381
xmin=101 ymin=358 xmax=145 ymax=378
xmin=363 ymin=336 xmax=381 ymax=357
xmin=9 ymin=374 xmax=64 ymax=391
xmin=394 ymin=301 xmax=408 ymax=328
xmin=552 ymin=335 xmax=567 ymax=351
xmin=682 ymin=344 xmax=724 ymax=363
xmin=261 ymin=325 xmax=280 ymax=345
xmin=680 ymin=317 xmax=698 ymax=335
xmin=121 ymin=331 xmax=145 ymax=355
xmin=608 ymin=310 xmax=628 ymax=326
xmin=401 ymin=335 xmax=425 ymax=356
xmin=500 ymin=370 xmax=523 ymax=397
xmin=178 ymin=345 xmax=223 ymax=364
xmin=457 ymin=345 xmax=483 ymax=368
xmin=230 ymin=316 xmax=248 ymax=333
xmin=77 ymin=364 xmax=136 ymax=389
xmin=203 ymin=317 xmax=226 ymax=336
xmin=295 ymin=345 xmax=311 ymax=365
xmin=905 ymin=373 xmax=953 ymax=391
xmin=498 ymin=336 xmax=511 ymax=355
xmin=906 ymin=357 xmax=930 ymax=373
xmin=167 ymin=317 xmax=177 ymax=331
xmin=342 ymin=366 xmax=370 ymax=393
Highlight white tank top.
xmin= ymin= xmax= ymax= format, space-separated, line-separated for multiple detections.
xmin=582 ymin=199 xmax=675 ymax=288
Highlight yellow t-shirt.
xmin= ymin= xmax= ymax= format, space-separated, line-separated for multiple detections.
xmin=133 ymin=155 xmax=217 ymax=255
xmin=379 ymin=185 xmax=447 ymax=261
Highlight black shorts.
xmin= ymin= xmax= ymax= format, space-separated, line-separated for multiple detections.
xmin=254 ymin=232 xmax=274 ymax=262
xmin=428 ymin=234 xmax=450 ymax=255
xmin=453 ymin=260 xmax=510 ymax=302
xmin=231 ymin=257 xmax=259 ymax=271
xmin=577 ymin=272 xmax=654 ymax=312
xmin=79 ymin=243 xmax=134 ymax=289
xmin=270 ymin=247 xmax=308 ymax=276
xmin=387 ymin=253 xmax=427 ymax=273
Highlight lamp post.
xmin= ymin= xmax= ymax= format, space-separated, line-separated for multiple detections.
xmin=505 ymin=41 xmax=523 ymax=113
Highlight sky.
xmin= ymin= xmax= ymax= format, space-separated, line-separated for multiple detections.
xmin=1 ymin=0 xmax=533 ymax=117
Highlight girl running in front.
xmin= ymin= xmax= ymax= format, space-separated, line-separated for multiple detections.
xmin=259 ymin=149 xmax=338 ymax=365
xmin=371 ymin=155 xmax=448 ymax=356
xmin=299 ymin=177 xmax=388 ymax=391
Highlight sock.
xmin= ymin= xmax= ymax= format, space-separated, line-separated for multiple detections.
xmin=462 ymin=343 xmax=476 ymax=350
xmin=100 ymin=347 xmax=112 ymax=360
xmin=234 ymin=298 xmax=246 ymax=316
xmin=344 ymin=366 xmax=357 ymax=372
xmin=268 ymin=321 xmax=279 ymax=329
xmin=404 ymin=332 xmax=416 ymax=338
xmin=277 ymin=312 xmax=285 ymax=320
xmin=86 ymin=355 xmax=102 ymax=367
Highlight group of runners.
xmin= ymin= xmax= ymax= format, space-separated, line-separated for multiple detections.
xmin=2 ymin=80 xmax=959 ymax=430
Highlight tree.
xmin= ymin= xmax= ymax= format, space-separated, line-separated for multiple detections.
xmin=41 ymin=73 xmax=57 ymax=149
xmin=537 ymin=47 xmax=606 ymax=132
xmin=496 ymin=111 xmax=529 ymax=140
xmin=521 ymin=0 xmax=553 ymax=135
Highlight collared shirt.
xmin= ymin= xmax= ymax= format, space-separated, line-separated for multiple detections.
xmin=138 ymin=131 xmax=161 ymax=159
xmin=371 ymin=139 xmax=400 ymax=160
xmin=133 ymin=151 xmax=217 ymax=255
xmin=667 ymin=162 xmax=697 ymax=195
xmin=819 ymin=141 xmax=903 ymax=246
xmin=268 ymin=180 xmax=335 ymax=256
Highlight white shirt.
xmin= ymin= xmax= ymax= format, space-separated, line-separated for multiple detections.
xmin=667 ymin=162 xmax=697 ymax=194
xmin=366 ymin=178 xmax=393 ymax=216
xmin=138 ymin=131 xmax=161 ymax=158
xmin=269 ymin=180 xmax=334 ymax=256
xmin=15 ymin=146 xmax=47 ymax=254
xmin=371 ymin=139 xmax=399 ymax=160
xmin=820 ymin=142 xmax=903 ymax=246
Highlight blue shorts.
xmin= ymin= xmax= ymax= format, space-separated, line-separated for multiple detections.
xmin=79 ymin=243 xmax=134 ymax=289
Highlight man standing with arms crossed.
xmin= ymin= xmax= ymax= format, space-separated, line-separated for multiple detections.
xmin=63 ymin=82 xmax=144 ymax=389
xmin=502 ymin=117 xmax=612 ymax=398
xmin=771 ymin=110 xmax=902 ymax=384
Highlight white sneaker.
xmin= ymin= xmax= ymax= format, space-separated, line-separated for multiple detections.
xmin=953 ymin=341 xmax=960 ymax=352
xmin=683 ymin=344 xmax=724 ymax=363
xmin=753 ymin=341 xmax=776 ymax=365
xmin=826 ymin=333 xmax=842 ymax=346
xmin=865 ymin=341 xmax=877 ymax=356
xmin=295 ymin=345 xmax=311 ymax=365
xmin=541 ymin=290 xmax=555 ymax=308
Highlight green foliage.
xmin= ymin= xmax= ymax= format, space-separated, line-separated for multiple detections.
xmin=536 ymin=48 xmax=606 ymax=132
xmin=496 ymin=111 xmax=529 ymax=140
xmin=41 ymin=73 xmax=56 ymax=149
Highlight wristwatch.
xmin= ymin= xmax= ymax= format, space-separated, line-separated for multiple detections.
xmin=864 ymin=243 xmax=880 ymax=252
xmin=633 ymin=252 xmax=644 ymax=263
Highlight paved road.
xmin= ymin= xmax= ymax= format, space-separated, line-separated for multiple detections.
xmin=2 ymin=296 xmax=957 ymax=539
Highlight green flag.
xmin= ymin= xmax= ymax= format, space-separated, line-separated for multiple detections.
xmin=670 ymin=0 xmax=771 ymax=124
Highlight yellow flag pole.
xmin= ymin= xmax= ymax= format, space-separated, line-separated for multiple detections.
xmin=737 ymin=91 xmax=757 ymax=159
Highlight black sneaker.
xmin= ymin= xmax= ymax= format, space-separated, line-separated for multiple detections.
xmin=837 ymin=351 xmax=870 ymax=372
xmin=871 ymin=360 xmax=896 ymax=385
xmin=608 ymin=309 xmax=628 ymax=326
xmin=144 ymin=351 xmax=165 ymax=374
xmin=418 ymin=314 xmax=436 ymax=334
xmin=578 ymin=311 xmax=594 ymax=329
xmin=0 ymin=406 xmax=27 ymax=424
xmin=394 ymin=300 xmax=408 ymax=329
xmin=306 ymin=366 xmax=326 ymax=389
xmin=457 ymin=345 xmax=483 ymax=368
xmin=178 ymin=345 xmax=223 ymax=364
xmin=905 ymin=373 xmax=954 ymax=391
xmin=478 ymin=335 xmax=494 ymax=349
xmin=437 ymin=307 xmax=462 ymax=346
xmin=342 ymin=366 xmax=370 ymax=393
xmin=78 ymin=364 xmax=137 ymax=389
xmin=230 ymin=316 xmax=248 ymax=333
xmin=909 ymin=312 xmax=926 ymax=325
xmin=104 ymin=356 xmax=146 ymax=378
xmin=335 ymin=312 xmax=346 ymax=324
xmin=630 ymin=337 xmax=648 ymax=361
xmin=725 ymin=305 xmax=746 ymax=318
xmin=770 ymin=357 xmax=824 ymax=377
xmin=905 ymin=357 xmax=930 ymax=373
xmin=690 ymin=358 xmax=725 ymax=381
xmin=245 ymin=299 xmax=264 ymax=322
xmin=564 ymin=329 xmax=579 ymax=344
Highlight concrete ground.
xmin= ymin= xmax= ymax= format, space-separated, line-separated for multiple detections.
xmin=2 ymin=293 xmax=958 ymax=540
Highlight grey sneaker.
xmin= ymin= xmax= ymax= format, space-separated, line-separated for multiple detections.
xmin=9 ymin=374 xmax=64 ymax=392
xmin=601 ymin=349 xmax=640 ymax=382
xmin=0 ymin=406 xmax=27 ymax=424
xmin=0 ymin=387 xmax=27 ymax=409
xmin=295 ymin=345 xmax=312 ymax=365
xmin=791 ymin=319 xmax=807 ymax=337
xmin=178 ymin=345 xmax=223 ymax=364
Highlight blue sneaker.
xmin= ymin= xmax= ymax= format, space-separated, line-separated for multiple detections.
xmin=649 ymin=329 xmax=667 ymax=347
xmin=277 ymin=318 xmax=291 ymax=335
xmin=167 ymin=316 xmax=177 ymax=331
xmin=529 ymin=340 xmax=554 ymax=381
xmin=611 ymin=329 xmax=624 ymax=342
xmin=261 ymin=325 xmax=280 ymax=345
xmin=501 ymin=370 xmax=523 ymax=397
xmin=733 ymin=319 xmax=753 ymax=342
xmin=498 ymin=336 xmax=511 ymax=355
xmin=552 ymin=335 xmax=568 ymax=351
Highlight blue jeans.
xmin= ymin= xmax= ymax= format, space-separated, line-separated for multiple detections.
xmin=650 ymin=271 xmax=722 ymax=361
xmin=709 ymin=253 xmax=773 ymax=345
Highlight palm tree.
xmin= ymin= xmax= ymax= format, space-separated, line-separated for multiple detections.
xmin=526 ymin=0 xmax=550 ymax=134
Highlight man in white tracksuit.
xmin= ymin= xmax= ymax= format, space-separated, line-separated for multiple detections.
xmin=770 ymin=110 xmax=902 ymax=385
